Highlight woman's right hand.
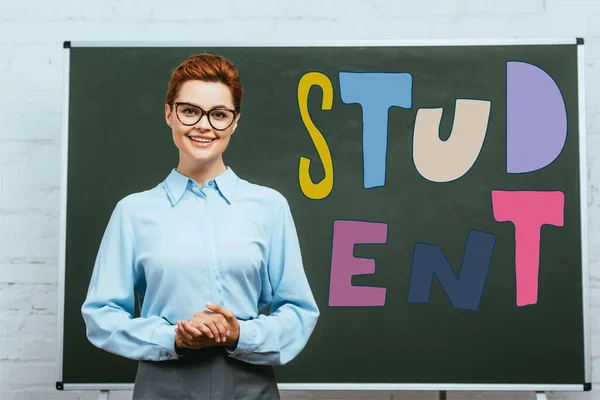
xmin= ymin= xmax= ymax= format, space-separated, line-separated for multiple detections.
xmin=177 ymin=311 xmax=231 ymax=344
xmin=175 ymin=324 xmax=216 ymax=350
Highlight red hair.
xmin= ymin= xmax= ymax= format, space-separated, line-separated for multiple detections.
xmin=166 ymin=53 xmax=243 ymax=112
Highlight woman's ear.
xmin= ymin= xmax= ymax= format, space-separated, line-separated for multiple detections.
xmin=165 ymin=103 xmax=173 ymax=127
xmin=231 ymin=113 xmax=241 ymax=133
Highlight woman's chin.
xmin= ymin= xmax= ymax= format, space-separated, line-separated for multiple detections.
xmin=182 ymin=149 xmax=219 ymax=165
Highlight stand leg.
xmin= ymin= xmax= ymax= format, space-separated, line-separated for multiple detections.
xmin=535 ymin=391 xmax=547 ymax=400
xmin=439 ymin=391 xmax=447 ymax=400
xmin=98 ymin=390 xmax=110 ymax=400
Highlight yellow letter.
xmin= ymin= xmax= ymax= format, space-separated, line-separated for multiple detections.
xmin=298 ymin=72 xmax=334 ymax=199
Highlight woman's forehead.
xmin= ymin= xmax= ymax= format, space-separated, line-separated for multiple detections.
xmin=176 ymin=80 xmax=234 ymax=107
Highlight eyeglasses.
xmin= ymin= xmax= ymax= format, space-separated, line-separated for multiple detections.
xmin=169 ymin=102 xmax=238 ymax=131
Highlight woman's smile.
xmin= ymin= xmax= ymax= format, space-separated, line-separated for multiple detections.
xmin=188 ymin=135 xmax=217 ymax=148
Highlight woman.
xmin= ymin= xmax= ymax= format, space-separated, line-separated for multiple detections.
xmin=81 ymin=53 xmax=320 ymax=399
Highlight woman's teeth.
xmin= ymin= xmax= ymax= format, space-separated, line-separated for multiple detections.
xmin=189 ymin=137 xmax=214 ymax=143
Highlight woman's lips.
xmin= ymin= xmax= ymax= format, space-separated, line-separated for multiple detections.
xmin=188 ymin=136 xmax=216 ymax=148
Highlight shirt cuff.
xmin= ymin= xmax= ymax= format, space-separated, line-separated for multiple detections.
xmin=226 ymin=320 xmax=257 ymax=360
xmin=151 ymin=323 xmax=180 ymax=360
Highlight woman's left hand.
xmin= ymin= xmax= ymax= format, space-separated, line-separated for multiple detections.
xmin=175 ymin=321 xmax=214 ymax=350
xmin=175 ymin=303 xmax=240 ymax=349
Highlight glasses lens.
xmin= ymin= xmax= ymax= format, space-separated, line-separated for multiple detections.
xmin=208 ymin=109 xmax=235 ymax=130
xmin=176 ymin=104 xmax=203 ymax=126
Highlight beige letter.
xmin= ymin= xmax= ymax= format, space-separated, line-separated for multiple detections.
xmin=413 ymin=99 xmax=491 ymax=183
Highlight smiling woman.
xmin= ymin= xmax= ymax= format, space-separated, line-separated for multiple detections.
xmin=80 ymin=53 xmax=320 ymax=400
xmin=165 ymin=55 xmax=242 ymax=183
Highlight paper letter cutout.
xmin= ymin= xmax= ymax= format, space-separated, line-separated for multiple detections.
xmin=491 ymin=190 xmax=565 ymax=306
xmin=407 ymin=230 xmax=496 ymax=311
xmin=329 ymin=220 xmax=387 ymax=307
xmin=507 ymin=61 xmax=568 ymax=173
xmin=298 ymin=72 xmax=334 ymax=200
xmin=413 ymin=99 xmax=491 ymax=182
xmin=339 ymin=72 xmax=412 ymax=189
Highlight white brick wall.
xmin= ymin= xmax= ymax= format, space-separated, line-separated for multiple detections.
xmin=0 ymin=1 xmax=598 ymax=399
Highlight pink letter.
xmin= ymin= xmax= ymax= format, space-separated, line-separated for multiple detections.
xmin=328 ymin=220 xmax=387 ymax=306
xmin=491 ymin=191 xmax=565 ymax=306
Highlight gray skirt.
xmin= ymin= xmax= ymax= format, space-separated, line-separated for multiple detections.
xmin=132 ymin=347 xmax=281 ymax=400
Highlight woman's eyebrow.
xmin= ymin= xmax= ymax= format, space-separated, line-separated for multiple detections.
xmin=178 ymin=101 xmax=232 ymax=109
xmin=177 ymin=101 xmax=200 ymax=107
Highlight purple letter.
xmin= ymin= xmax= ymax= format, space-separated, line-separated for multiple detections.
xmin=507 ymin=61 xmax=567 ymax=173
xmin=328 ymin=220 xmax=387 ymax=307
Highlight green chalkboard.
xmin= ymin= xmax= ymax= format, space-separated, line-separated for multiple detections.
xmin=58 ymin=41 xmax=590 ymax=391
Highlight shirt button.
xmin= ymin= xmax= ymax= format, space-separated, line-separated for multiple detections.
xmin=208 ymin=181 xmax=214 ymax=187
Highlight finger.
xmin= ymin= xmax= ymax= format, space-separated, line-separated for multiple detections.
xmin=179 ymin=320 xmax=200 ymax=341
xmin=205 ymin=320 xmax=221 ymax=342
xmin=212 ymin=319 xmax=227 ymax=343
xmin=205 ymin=302 xmax=234 ymax=319
xmin=219 ymin=314 xmax=231 ymax=330
xmin=175 ymin=320 xmax=190 ymax=340
xmin=181 ymin=320 xmax=204 ymax=338
xmin=190 ymin=319 xmax=215 ymax=339
xmin=176 ymin=321 xmax=194 ymax=342
xmin=215 ymin=318 xmax=229 ymax=342
xmin=176 ymin=335 xmax=189 ymax=349
xmin=219 ymin=315 xmax=231 ymax=338
xmin=218 ymin=315 xmax=231 ymax=340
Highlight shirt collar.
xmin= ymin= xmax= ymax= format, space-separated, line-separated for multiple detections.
xmin=213 ymin=166 xmax=238 ymax=204
xmin=163 ymin=167 xmax=239 ymax=206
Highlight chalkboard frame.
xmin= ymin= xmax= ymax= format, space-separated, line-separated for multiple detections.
xmin=55 ymin=38 xmax=591 ymax=393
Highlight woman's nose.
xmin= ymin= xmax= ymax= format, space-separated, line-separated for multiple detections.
xmin=195 ymin=114 xmax=211 ymax=129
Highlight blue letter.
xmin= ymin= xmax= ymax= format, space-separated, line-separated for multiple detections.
xmin=407 ymin=230 xmax=496 ymax=311
xmin=339 ymin=72 xmax=412 ymax=189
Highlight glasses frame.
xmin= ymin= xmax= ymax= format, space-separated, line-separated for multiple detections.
xmin=169 ymin=102 xmax=238 ymax=131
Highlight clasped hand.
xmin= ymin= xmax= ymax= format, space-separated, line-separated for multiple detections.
xmin=175 ymin=302 xmax=239 ymax=350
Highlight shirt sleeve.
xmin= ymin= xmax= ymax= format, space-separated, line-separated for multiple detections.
xmin=227 ymin=195 xmax=320 ymax=365
xmin=81 ymin=200 xmax=181 ymax=362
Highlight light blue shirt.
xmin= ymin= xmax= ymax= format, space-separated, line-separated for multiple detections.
xmin=81 ymin=167 xmax=319 ymax=365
